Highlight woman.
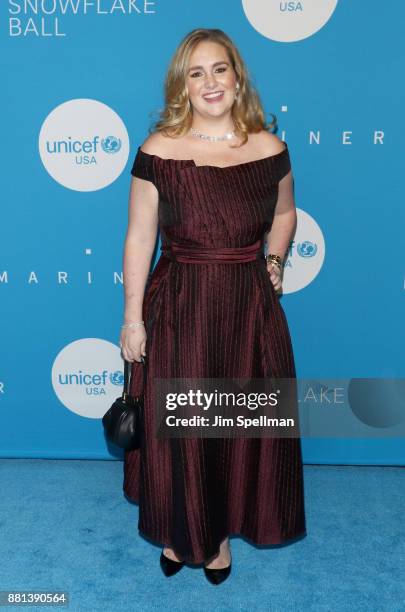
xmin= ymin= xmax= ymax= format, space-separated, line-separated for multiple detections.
xmin=121 ymin=28 xmax=306 ymax=585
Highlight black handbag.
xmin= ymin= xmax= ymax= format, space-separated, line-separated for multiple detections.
xmin=102 ymin=356 xmax=147 ymax=451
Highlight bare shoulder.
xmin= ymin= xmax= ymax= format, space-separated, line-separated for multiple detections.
xmin=249 ymin=131 xmax=287 ymax=156
xmin=139 ymin=131 xmax=176 ymax=156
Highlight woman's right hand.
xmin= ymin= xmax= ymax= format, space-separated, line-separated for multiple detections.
xmin=266 ymin=262 xmax=283 ymax=295
xmin=120 ymin=325 xmax=147 ymax=363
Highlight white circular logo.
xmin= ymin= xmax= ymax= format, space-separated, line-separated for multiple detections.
xmin=51 ymin=338 xmax=124 ymax=418
xmin=282 ymin=208 xmax=325 ymax=293
xmin=39 ymin=98 xmax=129 ymax=191
xmin=242 ymin=0 xmax=338 ymax=42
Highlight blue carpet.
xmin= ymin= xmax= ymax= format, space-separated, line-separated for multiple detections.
xmin=0 ymin=460 xmax=404 ymax=612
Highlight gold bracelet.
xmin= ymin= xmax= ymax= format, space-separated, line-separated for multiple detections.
xmin=266 ymin=253 xmax=283 ymax=268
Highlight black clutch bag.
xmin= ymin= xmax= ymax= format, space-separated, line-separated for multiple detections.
xmin=102 ymin=356 xmax=147 ymax=451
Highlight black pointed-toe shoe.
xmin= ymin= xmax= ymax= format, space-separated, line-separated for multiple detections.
xmin=159 ymin=551 xmax=185 ymax=577
xmin=203 ymin=559 xmax=232 ymax=585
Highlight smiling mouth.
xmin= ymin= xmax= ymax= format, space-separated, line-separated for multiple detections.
xmin=202 ymin=91 xmax=225 ymax=102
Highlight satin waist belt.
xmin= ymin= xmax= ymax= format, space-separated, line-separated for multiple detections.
xmin=161 ymin=239 xmax=265 ymax=264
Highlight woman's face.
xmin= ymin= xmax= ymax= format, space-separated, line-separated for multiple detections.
xmin=185 ymin=40 xmax=238 ymax=120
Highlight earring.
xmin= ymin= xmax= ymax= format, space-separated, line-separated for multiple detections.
xmin=235 ymin=83 xmax=240 ymax=100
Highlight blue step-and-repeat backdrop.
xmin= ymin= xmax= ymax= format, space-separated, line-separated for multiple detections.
xmin=1 ymin=1 xmax=404 ymax=463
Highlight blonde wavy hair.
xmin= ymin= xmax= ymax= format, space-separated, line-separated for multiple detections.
xmin=153 ymin=28 xmax=276 ymax=147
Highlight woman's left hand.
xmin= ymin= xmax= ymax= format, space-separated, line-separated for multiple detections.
xmin=267 ymin=262 xmax=283 ymax=294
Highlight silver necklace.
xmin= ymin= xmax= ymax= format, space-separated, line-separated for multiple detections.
xmin=190 ymin=127 xmax=236 ymax=142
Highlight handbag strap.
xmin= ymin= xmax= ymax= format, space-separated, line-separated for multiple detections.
xmin=123 ymin=357 xmax=147 ymax=399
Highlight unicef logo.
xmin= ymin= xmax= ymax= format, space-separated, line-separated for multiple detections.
xmin=39 ymin=99 xmax=129 ymax=192
xmin=242 ymin=0 xmax=339 ymax=42
xmin=281 ymin=209 xmax=325 ymax=294
xmin=348 ymin=379 xmax=405 ymax=429
xmin=110 ymin=370 xmax=124 ymax=386
xmin=297 ymin=241 xmax=317 ymax=258
xmin=51 ymin=338 xmax=123 ymax=419
xmin=102 ymin=136 xmax=122 ymax=154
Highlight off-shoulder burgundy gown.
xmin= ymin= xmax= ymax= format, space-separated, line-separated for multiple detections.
xmin=123 ymin=141 xmax=306 ymax=564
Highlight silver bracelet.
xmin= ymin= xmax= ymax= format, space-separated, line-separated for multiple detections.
xmin=121 ymin=321 xmax=145 ymax=329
